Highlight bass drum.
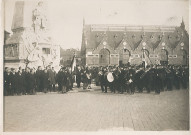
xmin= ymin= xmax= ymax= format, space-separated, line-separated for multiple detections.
xmin=107 ymin=72 xmax=114 ymax=82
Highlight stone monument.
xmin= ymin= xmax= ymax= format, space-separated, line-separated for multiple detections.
xmin=4 ymin=1 xmax=60 ymax=70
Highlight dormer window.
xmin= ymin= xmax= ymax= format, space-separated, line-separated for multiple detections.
xmin=114 ymin=34 xmax=118 ymax=38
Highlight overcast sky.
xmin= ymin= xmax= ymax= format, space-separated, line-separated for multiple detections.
xmin=4 ymin=0 xmax=189 ymax=49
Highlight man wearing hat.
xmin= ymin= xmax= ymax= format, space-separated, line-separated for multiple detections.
xmin=61 ymin=69 xmax=68 ymax=93
xmin=35 ymin=66 xmax=44 ymax=92
xmin=99 ymin=68 xmax=107 ymax=92
xmin=76 ymin=66 xmax=82 ymax=88
xmin=4 ymin=67 xmax=11 ymax=96
xmin=10 ymin=68 xmax=17 ymax=95
xmin=47 ymin=66 xmax=57 ymax=92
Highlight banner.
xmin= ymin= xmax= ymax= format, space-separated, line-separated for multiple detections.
xmin=71 ymin=55 xmax=76 ymax=72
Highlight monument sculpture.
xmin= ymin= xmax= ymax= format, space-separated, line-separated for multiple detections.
xmin=4 ymin=1 xmax=60 ymax=70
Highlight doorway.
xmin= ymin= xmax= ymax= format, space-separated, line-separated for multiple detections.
xmin=99 ymin=49 xmax=110 ymax=66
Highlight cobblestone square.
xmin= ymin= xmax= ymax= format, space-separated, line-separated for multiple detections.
xmin=4 ymin=88 xmax=189 ymax=132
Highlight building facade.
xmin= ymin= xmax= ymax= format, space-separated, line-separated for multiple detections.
xmin=81 ymin=20 xmax=189 ymax=66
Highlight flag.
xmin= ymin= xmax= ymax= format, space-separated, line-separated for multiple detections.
xmin=142 ymin=51 xmax=152 ymax=68
xmin=71 ymin=55 xmax=76 ymax=72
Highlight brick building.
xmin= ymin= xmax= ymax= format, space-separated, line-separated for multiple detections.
xmin=81 ymin=20 xmax=188 ymax=66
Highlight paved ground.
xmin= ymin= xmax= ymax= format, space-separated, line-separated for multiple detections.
xmin=4 ymin=87 xmax=189 ymax=132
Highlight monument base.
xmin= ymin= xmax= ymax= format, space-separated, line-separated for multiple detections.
xmin=4 ymin=59 xmax=26 ymax=69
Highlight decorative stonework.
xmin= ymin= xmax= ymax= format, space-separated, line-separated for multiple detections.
xmin=4 ymin=1 xmax=60 ymax=69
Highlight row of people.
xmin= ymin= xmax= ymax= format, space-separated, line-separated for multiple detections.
xmin=4 ymin=65 xmax=94 ymax=96
xmin=4 ymin=66 xmax=70 ymax=95
xmin=97 ymin=65 xmax=189 ymax=94
xmin=4 ymin=64 xmax=189 ymax=96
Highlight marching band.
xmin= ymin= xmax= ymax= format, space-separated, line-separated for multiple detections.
xmin=97 ymin=65 xmax=189 ymax=94
xmin=4 ymin=64 xmax=189 ymax=96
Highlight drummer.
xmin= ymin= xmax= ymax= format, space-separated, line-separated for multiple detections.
xmin=107 ymin=68 xmax=116 ymax=93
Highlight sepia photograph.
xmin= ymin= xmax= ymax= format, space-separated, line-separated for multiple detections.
xmin=1 ymin=0 xmax=190 ymax=134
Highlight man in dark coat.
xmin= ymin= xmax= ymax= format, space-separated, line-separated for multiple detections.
xmin=10 ymin=68 xmax=17 ymax=95
xmin=147 ymin=66 xmax=155 ymax=92
xmin=4 ymin=67 xmax=11 ymax=96
xmin=57 ymin=68 xmax=63 ymax=92
xmin=61 ymin=69 xmax=68 ymax=93
xmin=117 ymin=68 xmax=124 ymax=94
xmin=42 ymin=69 xmax=49 ymax=93
xmin=127 ymin=72 xmax=135 ymax=94
xmin=82 ymin=69 xmax=89 ymax=90
xmin=166 ymin=67 xmax=173 ymax=91
xmin=181 ymin=67 xmax=188 ymax=89
xmin=67 ymin=67 xmax=73 ymax=90
xmin=159 ymin=66 xmax=167 ymax=91
xmin=16 ymin=70 xmax=25 ymax=95
xmin=103 ymin=68 xmax=109 ymax=93
xmin=98 ymin=69 xmax=105 ymax=92
xmin=35 ymin=66 xmax=44 ymax=92
xmin=142 ymin=66 xmax=151 ymax=93
xmin=47 ymin=66 xmax=57 ymax=92
xmin=174 ymin=67 xmax=181 ymax=90
xmin=126 ymin=67 xmax=135 ymax=94
xmin=24 ymin=67 xmax=31 ymax=95
xmin=76 ymin=66 xmax=82 ymax=88
xmin=28 ymin=69 xmax=36 ymax=94
xmin=65 ymin=69 xmax=72 ymax=92
xmin=113 ymin=67 xmax=121 ymax=93
xmin=134 ymin=67 xmax=145 ymax=93
xmin=155 ymin=67 xmax=162 ymax=94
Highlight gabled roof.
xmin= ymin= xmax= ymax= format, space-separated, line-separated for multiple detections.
xmin=82 ymin=24 xmax=188 ymax=52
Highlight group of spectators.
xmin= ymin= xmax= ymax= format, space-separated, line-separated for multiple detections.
xmin=4 ymin=64 xmax=189 ymax=96
xmin=4 ymin=66 xmax=58 ymax=96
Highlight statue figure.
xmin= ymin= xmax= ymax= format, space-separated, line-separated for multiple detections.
xmin=27 ymin=46 xmax=44 ymax=68
xmin=33 ymin=1 xmax=47 ymax=33
xmin=22 ymin=28 xmax=37 ymax=54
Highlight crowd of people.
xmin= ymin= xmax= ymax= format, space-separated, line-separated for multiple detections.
xmin=4 ymin=64 xmax=189 ymax=96
xmin=97 ymin=64 xmax=189 ymax=94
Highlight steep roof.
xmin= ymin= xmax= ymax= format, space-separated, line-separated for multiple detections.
xmin=82 ymin=24 xmax=188 ymax=51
